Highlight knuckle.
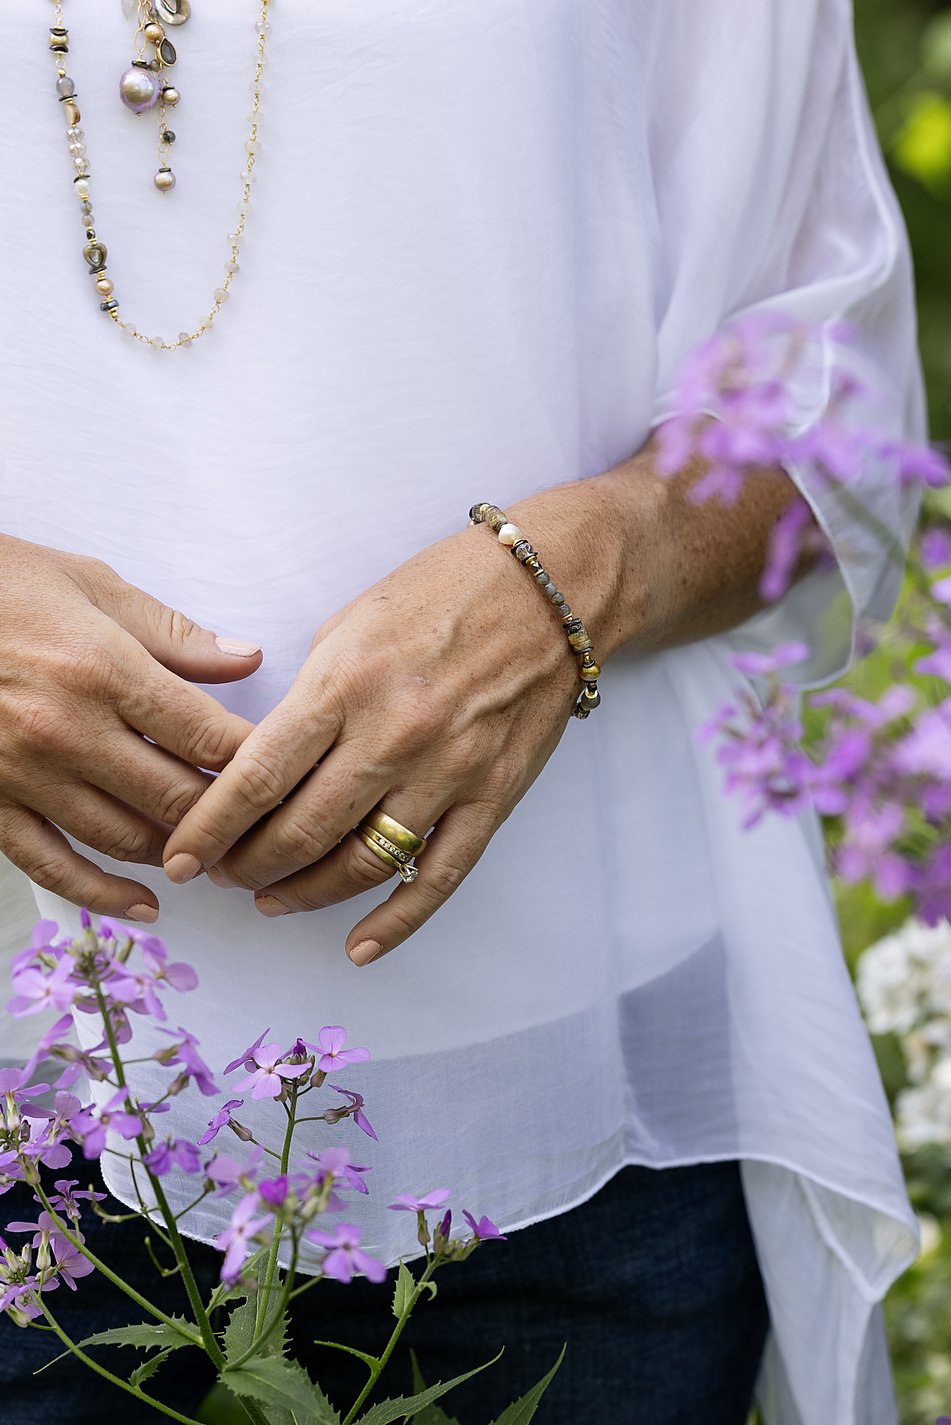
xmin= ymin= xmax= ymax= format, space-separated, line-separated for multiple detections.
xmin=161 ymin=605 xmax=204 ymax=650
xmin=272 ymin=810 xmax=329 ymax=865
xmin=181 ymin=712 xmax=237 ymax=773
xmin=7 ymin=699 xmax=69 ymax=757
xmin=386 ymin=686 xmax=453 ymax=754
xmin=100 ymin=822 xmax=158 ymax=865
xmin=234 ymin=751 xmax=286 ymax=811
xmin=53 ymin=638 xmax=121 ymax=695
xmin=347 ymin=838 xmax=397 ymax=887
xmin=154 ymin=780 xmax=203 ymax=827
xmin=422 ymin=858 xmax=467 ymax=901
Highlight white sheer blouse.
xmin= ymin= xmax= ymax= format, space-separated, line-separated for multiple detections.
xmin=0 ymin=3 xmax=926 ymax=1422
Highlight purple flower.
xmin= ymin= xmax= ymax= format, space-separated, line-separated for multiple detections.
xmin=71 ymin=1091 xmax=145 ymax=1161
xmin=388 ymin=1189 xmax=451 ymax=1214
xmin=215 ymin=1193 xmax=272 ymax=1285
xmin=197 ymin=1099 xmax=245 ymax=1145
xmin=305 ymin=1223 xmax=387 ymax=1284
xmin=258 ymin=1175 xmax=289 ymax=1207
xmin=223 ymin=1029 xmax=271 ymax=1076
xmin=205 ymin=1145 xmax=264 ymax=1196
xmin=729 ymin=642 xmax=812 ymax=679
xmin=305 ymin=1026 xmax=371 ymax=1074
xmin=155 ymin=1028 xmax=220 ymax=1097
xmin=231 ymin=1043 xmax=311 ymax=1100
xmin=6 ymin=958 xmax=76 ymax=1019
xmin=462 ymin=1211 xmax=507 ymax=1242
xmin=326 ymin=1085 xmax=377 ymax=1140
xmin=43 ymin=1179 xmax=107 ymax=1222
xmin=143 ymin=1138 xmax=203 ymax=1177
xmin=920 ymin=526 xmax=951 ymax=571
xmin=305 ymin=1146 xmax=370 ymax=1195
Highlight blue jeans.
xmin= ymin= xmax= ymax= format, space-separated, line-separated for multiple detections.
xmin=0 ymin=1160 xmax=768 ymax=1424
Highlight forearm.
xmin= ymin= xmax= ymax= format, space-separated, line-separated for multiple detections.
xmin=506 ymin=429 xmax=819 ymax=664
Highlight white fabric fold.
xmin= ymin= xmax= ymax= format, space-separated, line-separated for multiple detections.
xmin=0 ymin=2 xmax=923 ymax=1420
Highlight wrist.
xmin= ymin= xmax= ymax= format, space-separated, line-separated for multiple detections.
xmin=505 ymin=456 xmax=663 ymax=663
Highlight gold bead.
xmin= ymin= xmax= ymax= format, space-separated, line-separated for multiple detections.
xmin=582 ymin=662 xmax=601 ymax=680
xmin=144 ymin=21 xmax=165 ymax=43
xmin=95 ymin=276 xmax=114 ymax=297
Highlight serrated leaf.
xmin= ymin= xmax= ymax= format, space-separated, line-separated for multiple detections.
xmin=77 ymin=1318 xmax=196 ymax=1351
xmin=484 ymin=1346 xmax=565 ymax=1425
xmin=129 ymin=1346 xmax=176 ymax=1390
xmin=313 ymin=1338 xmax=380 ymax=1371
xmin=408 ymin=1351 xmax=461 ymax=1425
xmin=223 ymin=1294 xmax=290 ymax=1364
xmin=354 ymin=1352 xmax=501 ymax=1425
xmin=222 ymin=1354 xmax=339 ymax=1425
xmin=391 ymin=1261 xmax=415 ymax=1320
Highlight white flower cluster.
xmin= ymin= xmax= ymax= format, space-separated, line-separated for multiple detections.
xmin=856 ymin=918 xmax=951 ymax=1150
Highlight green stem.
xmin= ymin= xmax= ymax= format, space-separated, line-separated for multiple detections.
xmin=92 ymin=981 xmax=225 ymax=1370
xmin=252 ymin=1096 xmax=297 ymax=1339
xmin=225 ymin=1240 xmax=300 ymax=1372
xmin=32 ymin=1180 xmax=201 ymax=1345
xmin=34 ymin=1298 xmax=206 ymax=1425
xmin=341 ymin=1259 xmax=439 ymax=1425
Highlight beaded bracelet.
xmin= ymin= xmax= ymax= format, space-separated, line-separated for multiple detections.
xmin=468 ymin=503 xmax=602 ymax=720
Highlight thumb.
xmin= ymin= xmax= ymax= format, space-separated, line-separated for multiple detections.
xmin=87 ymin=565 xmax=263 ymax=684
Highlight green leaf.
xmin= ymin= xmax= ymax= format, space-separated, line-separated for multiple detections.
xmin=313 ymin=1339 xmax=380 ymax=1372
xmin=408 ymin=1352 xmax=461 ymax=1425
xmin=129 ymin=1346 xmax=176 ymax=1390
xmin=77 ymin=1318 xmax=196 ymax=1352
xmin=223 ymin=1293 xmax=290 ymax=1364
xmin=354 ymin=1352 xmax=501 ymax=1425
xmin=391 ymin=1262 xmax=415 ymax=1320
xmin=221 ymin=1354 xmax=340 ymax=1425
xmin=484 ymin=1346 xmax=565 ymax=1425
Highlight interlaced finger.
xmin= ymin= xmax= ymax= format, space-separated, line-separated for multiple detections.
xmin=83 ymin=724 xmax=216 ymax=828
xmin=161 ymin=690 xmax=341 ymax=880
xmin=343 ymin=803 xmax=500 ymax=965
xmin=0 ymin=802 xmax=161 ymax=921
xmin=248 ymin=790 xmax=442 ymax=913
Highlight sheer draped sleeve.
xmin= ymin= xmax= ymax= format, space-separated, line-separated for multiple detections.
xmin=648 ymin=0 xmax=927 ymax=688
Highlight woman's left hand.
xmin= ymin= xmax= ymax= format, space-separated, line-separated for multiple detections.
xmin=160 ymin=474 xmax=650 ymax=966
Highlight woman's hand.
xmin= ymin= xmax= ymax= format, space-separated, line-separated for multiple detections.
xmin=0 ymin=535 xmax=261 ymax=921
xmin=160 ymin=474 xmax=652 ymax=965
xmin=160 ymin=430 xmax=808 ymax=965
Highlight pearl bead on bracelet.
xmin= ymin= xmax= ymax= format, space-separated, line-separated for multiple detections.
xmin=468 ymin=504 xmax=602 ymax=719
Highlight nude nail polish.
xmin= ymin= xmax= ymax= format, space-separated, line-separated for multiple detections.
xmin=349 ymin=939 xmax=383 ymax=966
xmin=125 ymin=902 xmax=159 ymax=924
xmin=215 ymin=637 xmax=261 ymax=657
xmin=164 ymin=852 xmax=202 ymax=884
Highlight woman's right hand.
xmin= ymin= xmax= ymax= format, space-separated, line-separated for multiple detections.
xmin=0 ymin=535 xmax=261 ymax=922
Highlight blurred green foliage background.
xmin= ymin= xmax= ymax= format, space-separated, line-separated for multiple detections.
xmin=850 ymin=3 xmax=950 ymax=1418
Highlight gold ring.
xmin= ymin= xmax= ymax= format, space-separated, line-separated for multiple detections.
xmin=362 ymin=809 xmax=426 ymax=857
xmin=355 ymin=828 xmax=419 ymax=884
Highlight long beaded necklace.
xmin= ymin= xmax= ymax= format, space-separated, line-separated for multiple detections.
xmin=48 ymin=0 xmax=272 ymax=351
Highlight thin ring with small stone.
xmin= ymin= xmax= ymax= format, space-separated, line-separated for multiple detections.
xmin=355 ymin=826 xmax=420 ymax=884
xmin=362 ymin=809 xmax=426 ymax=857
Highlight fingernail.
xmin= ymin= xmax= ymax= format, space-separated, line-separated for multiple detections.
xmin=124 ymin=902 xmax=159 ymax=924
xmin=255 ymin=894 xmax=290 ymax=918
xmin=215 ymin=636 xmax=261 ymax=657
xmin=164 ymin=852 xmax=203 ymax=884
xmin=349 ymin=939 xmax=383 ymax=967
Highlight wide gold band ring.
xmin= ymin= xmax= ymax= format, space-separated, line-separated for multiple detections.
xmin=355 ymin=827 xmax=420 ymax=884
xmin=362 ymin=809 xmax=426 ymax=857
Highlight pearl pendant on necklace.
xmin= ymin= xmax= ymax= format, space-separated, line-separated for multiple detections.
xmin=119 ymin=64 xmax=161 ymax=113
